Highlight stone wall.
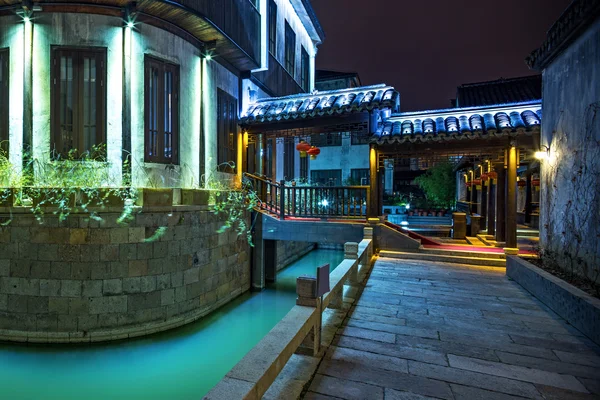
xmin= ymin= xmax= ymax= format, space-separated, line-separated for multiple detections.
xmin=276 ymin=241 xmax=315 ymax=272
xmin=0 ymin=207 xmax=250 ymax=343
xmin=540 ymin=17 xmax=600 ymax=281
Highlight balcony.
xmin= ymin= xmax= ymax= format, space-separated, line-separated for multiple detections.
xmin=0 ymin=0 xmax=261 ymax=71
xmin=251 ymin=54 xmax=304 ymax=97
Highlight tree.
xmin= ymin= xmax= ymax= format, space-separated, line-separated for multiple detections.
xmin=414 ymin=161 xmax=456 ymax=209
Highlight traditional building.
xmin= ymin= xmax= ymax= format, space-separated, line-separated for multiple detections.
xmin=0 ymin=0 xmax=325 ymax=342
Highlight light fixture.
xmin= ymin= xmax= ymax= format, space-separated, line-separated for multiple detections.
xmin=534 ymin=145 xmax=550 ymax=160
xmin=127 ymin=20 xmax=134 ymax=29
xmin=205 ymin=53 xmax=212 ymax=61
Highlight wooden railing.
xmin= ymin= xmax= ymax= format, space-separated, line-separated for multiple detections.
xmin=205 ymin=234 xmax=374 ymax=400
xmin=245 ymin=173 xmax=370 ymax=220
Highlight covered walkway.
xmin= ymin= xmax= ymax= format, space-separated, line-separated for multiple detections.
xmin=305 ymin=258 xmax=600 ymax=399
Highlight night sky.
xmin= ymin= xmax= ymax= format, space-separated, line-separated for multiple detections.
xmin=311 ymin=0 xmax=572 ymax=111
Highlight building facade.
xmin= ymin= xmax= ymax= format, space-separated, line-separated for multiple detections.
xmin=0 ymin=0 xmax=324 ymax=342
xmin=527 ymin=0 xmax=600 ymax=280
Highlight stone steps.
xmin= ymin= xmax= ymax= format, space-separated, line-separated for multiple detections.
xmin=379 ymin=250 xmax=506 ymax=267
xmin=466 ymin=236 xmax=488 ymax=247
xmin=419 ymin=247 xmax=506 ymax=259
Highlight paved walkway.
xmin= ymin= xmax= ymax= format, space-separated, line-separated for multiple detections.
xmin=304 ymin=258 xmax=600 ymax=400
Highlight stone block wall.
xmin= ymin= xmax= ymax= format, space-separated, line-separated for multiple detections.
xmin=0 ymin=206 xmax=250 ymax=343
xmin=276 ymin=241 xmax=315 ymax=272
xmin=540 ymin=17 xmax=600 ymax=280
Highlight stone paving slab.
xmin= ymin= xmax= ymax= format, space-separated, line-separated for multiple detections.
xmin=302 ymin=258 xmax=600 ymax=400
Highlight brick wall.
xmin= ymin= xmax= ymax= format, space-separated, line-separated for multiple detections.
xmin=0 ymin=207 xmax=250 ymax=343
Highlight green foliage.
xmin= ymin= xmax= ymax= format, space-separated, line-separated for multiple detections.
xmin=0 ymin=145 xmax=138 ymax=225
xmin=414 ymin=161 xmax=456 ymax=209
xmin=203 ymin=162 xmax=259 ymax=246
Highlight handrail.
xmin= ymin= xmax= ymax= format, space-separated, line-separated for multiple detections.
xmin=204 ymin=233 xmax=374 ymax=400
xmin=244 ymin=173 xmax=370 ymax=220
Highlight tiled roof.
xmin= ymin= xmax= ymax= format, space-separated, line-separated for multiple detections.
xmin=527 ymin=0 xmax=600 ymax=70
xmin=372 ymin=101 xmax=542 ymax=144
xmin=240 ymin=84 xmax=399 ymax=125
xmin=455 ymin=75 xmax=541 ymax=107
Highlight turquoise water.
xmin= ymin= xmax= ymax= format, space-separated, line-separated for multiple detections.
xmin=0 ymin=249 xmax=344 ymax=400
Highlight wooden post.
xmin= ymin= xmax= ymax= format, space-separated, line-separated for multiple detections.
xmin=505 ymin=145 xmax=518 ymax=251
xmin=525 ymin=173 xmax=532 ymax=224
xmin=487 ymin=172 xmax=496 ymax=236
xmin=122 ymin=20 xmax=133 ymax=185
xmin=279 ymin=180 xmax=285 ymax=220
xmin=368 ymin=145 xmax=378 ymax=218
xmin=495 ymin=162 xmax=506 ymax=245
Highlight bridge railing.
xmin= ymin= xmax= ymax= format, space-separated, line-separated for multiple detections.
xmin=204 ymin=229 xmax=374 ymax=399
xmin=245 ymin=173 xmax=370 ymax=220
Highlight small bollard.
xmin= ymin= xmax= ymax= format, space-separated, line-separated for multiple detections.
xmin=344 ymin=242 xmax=359 ymax=260
xmin=296 ymin=275 xmax=317 ymax=307
xmin=367 ymin=217 xmax=379 ymax=226
xmin=452 ymin=212 xmax=467 ymax=239
xmin=363 ymin=227 xmax=373 ymax=239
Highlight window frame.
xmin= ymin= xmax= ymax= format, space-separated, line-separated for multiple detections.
xmin=300 ymin=46 xmax=309 ymax=92
xmin=283 ymin=139 xmax=295 ymax=180
xmin=217 ymin=88 xmax=238 ymax=173
xmin=311 ymin=133 xmax=342 ymax=147
xmin=311 ymin=169 xmax=342 ymax=186
xmin=284 ymin=21 xmax=296 ymax=75
xmin=144 ymin=54 xmax=180 ymax=164
xmin=50 ymin=46 xmax=107 ymax=159
xmin=0 ymin=48 xmax=8 ymax=153
xmin=268 ymin=0 xmax=277 ymax=56
xmin=350 ymin=168 xmax=370 ymax=185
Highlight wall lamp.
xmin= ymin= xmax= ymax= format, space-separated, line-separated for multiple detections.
xmin=204 ymin=40 xmax=217 ymax=61
xmin=534 ymin=145 xmax=550 ymax=160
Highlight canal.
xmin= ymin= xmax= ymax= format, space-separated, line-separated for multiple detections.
xmin=0 ymin=249 xmax=344 ymax=400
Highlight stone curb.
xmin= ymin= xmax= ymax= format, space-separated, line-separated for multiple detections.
xmin=506 ymin=255 xmax=600 ymax=346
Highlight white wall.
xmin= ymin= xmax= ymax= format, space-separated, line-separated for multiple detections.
xmin=309 ymin=136 xmax=369 ymax=184
xmin=272 ymin=0 xmax=316 ymax=91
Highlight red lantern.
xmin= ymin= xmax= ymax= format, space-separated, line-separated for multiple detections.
xmin=473 ymin=179 xmax=482 ymax=186
xmin=296 ymin=140 xmax=311 ymax=158
xmin=532 ymin=179 xmax=540 ymax=187
xmin=488 ymin=171 xmax=498 ymax=180
xmin=307 ymin=146 xmax=320 ymax=160
xmin=481 ymin=173 xmax=489 ymax=181
xmin=518 ymin=180 xmax=526 ymax=187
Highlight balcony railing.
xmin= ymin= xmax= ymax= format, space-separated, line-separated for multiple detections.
xmin=246 ymin=173 xmax=370 ymax=220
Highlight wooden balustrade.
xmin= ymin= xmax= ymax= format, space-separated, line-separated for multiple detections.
xmin=245 ymin=173 xmax=370 ymax=220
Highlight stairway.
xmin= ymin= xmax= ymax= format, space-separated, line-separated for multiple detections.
xmin=379 ymin=246 xmax=506 ymax=267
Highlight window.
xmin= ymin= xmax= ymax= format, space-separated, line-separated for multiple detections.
xmin=0 ymin=49 xmax=8 ymax=153
xmin=284 ymin=21 xmax=295 ymax=75
xmin=311 ymin=133 xmax=342 ymax=147
xmin=300 ymin=46 xmax=309 ymax=92
xmin=311 ymin=169 xmax=342 ymax=186
xmin=51 ymin=47 xmax=106 ymax=157
xmin=144 ymin=55 xmax=179 ymax=164
xmin=268 ymin=0 xmax=277 ymax=55
xmin=351 ymin=169 xmax=370 ymax=185
xmin=283 ymin=139 xmax=295 ymax=180
xmin=300 ymin=156 xmax=308 ymax=181
xmin=351 ymin=134 xmax=370 ymax=145
xmin=217 ymin=89 xmax=238 ymax=173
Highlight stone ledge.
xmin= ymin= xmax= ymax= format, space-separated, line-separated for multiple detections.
xmin=506 ymin=255 xmax=600 ymax=346
xmin=0 ymin=287 xmax=244 ymax=344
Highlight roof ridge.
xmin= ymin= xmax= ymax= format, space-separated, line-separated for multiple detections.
xmin=250 ymin=84 xmax=393 ymax=104
xmin=458 ymin=75 xmax=541 ymax=88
